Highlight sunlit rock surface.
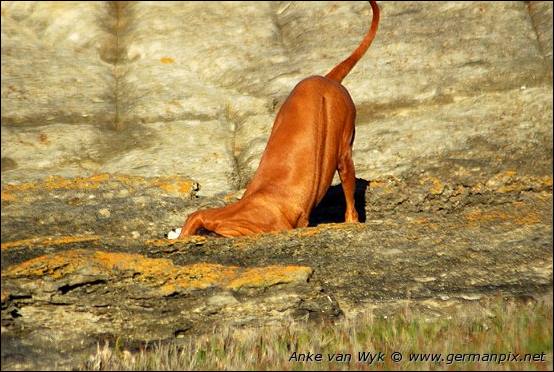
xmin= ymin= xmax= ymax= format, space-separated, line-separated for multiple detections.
xmin=1 ymin=2 xmax=552 ymax=370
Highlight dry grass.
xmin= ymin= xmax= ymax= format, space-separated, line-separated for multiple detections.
xmin=81 ymin=295 xmax=552 ymax=371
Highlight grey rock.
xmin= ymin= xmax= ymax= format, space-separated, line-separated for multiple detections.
xmin=2 ymin=1 xmax=552 ymax=195
xmin=529 ymin=1 xmax=553 ymax=75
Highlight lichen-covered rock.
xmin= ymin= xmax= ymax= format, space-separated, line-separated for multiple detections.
xmin=3 ymin=249 xmax=314 ymax=293
xmin=1 ymin=248 xmax=336 ymax=370
xmin=0 ymin=174 xmax=199 ymax=243
xmin=2 ymin=191 xmax=552 ymax=370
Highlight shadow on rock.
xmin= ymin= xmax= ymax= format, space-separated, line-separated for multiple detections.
xmin=309 ymin=178 xmax=369 ymax=226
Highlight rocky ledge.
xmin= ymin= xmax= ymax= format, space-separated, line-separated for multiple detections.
xmin=1 ymin=171 xmax=552 ymax=370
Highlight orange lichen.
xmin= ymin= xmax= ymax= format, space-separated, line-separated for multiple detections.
xmin=232 ymin=235 xmax=261 ymax=250
xmin=223 ymin=193 xmax=240 ymax=203
xmin=369 ymin=180 xmax=388 ymax=188
xmin=419 ymin=176 xmax=444 ymax=195
xmin=464 ymin=209 xmax=510 ymax=224
xmin=153 ymin=178 xmax=196 ymax=195
xmin=485 ymin=171 xmax=552 ymax=193
xmin=409 ymin=217 xmax=440 ymax=230
xmin=160 ymin=57 xmax=175 ymax=64
xmin=411 ymin=216 xmax=430 ymax=224
xmin=500 ymin=170 xmax=517 ymax=178
xmin=43 ymin=174 xmax=111 ymax=190
xmin=464 ymin=204 xmax=542 ymax=226
xmin=1 ymin=235 xmax=100 ymax=251
xmin=1 ymin=174 xmax=197 ymax=197
xmin=296 ymin=228 xmax=321 ymax=237
xmin=146 ymin=239 xmax=176 ymax=247
xmin=178 ymin=182 xmax=193 ymax=194
xmin=3 ymin=249 xmax=94 ymax=279
xmin=94 ymin=250 xmax=170 ymax=274
xmin=113 ymin=174 xmax=144 ymax=189
xmin=515 ymin=212 xmax=541 ymax=225
xmin=38 ymin=133 xmax=49 ymax=144
xmin=1 ymin=174 xmax=111 ymax=194
xmin=155 ymin=182 xmax=178 ymax=194
xmin=227 ymin=266 xmax=313 ymax=290
xmin=3 ymin=249 xmax=312 ymax=294
xmin=1 ymin=191 xmax=15 ymax=201
xmin=114 ymin=174 xmax=197 ymax=195
xmin=164 ymin=263 xmax=239 ymax=295
xmin=369 ymin=179 xmax=395 ymax=193
xmin=1 ymin=289 xmax=10 ymax=303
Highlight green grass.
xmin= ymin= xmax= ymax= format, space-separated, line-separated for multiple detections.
xmin=81 ymin=295 xmax=552 ymax=370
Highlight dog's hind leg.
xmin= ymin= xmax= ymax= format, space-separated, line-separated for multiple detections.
xmin=178 ymin=201 xmax=252 ymax=238
xmin=337 ymin=137 xmax=359 ymax=223
xmin=179 ymin=210 xmax=209 ymax=237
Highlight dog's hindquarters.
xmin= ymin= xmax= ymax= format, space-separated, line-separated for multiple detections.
xmin=317 ymin=81 xmax=358 ymax=223
xmin=179 ymin=76 xmax=358 ymax=238
xmin=179 ymin=198 xmax=294 ymax=237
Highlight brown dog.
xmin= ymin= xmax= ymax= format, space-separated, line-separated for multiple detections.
xmin=179 ymin=1 xmax=380 ymax=238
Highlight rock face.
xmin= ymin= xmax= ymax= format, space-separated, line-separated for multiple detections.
xmin=2 ymin=1 xmax=552 ymax=194
xmin=1 ymin=1 xmax=552 ymax=370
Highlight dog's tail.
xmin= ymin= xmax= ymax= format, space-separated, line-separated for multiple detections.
xmin=325 ymin=1 xmax=380 ymax=83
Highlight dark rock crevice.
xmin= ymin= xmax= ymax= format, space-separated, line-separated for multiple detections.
xmin=98 ymin=1 xmax=134 ymax=131
xmin=526 ymin=1 xmax=553 ymax=78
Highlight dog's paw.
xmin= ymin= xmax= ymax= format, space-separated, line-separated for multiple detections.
xmin=166 ymin=227 xmax=182 ymax=240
